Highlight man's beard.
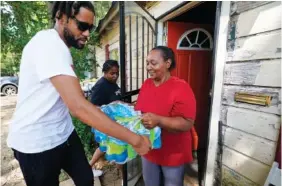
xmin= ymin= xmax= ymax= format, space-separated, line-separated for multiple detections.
xmin=63 ymin=27 xmax=84 ymax=49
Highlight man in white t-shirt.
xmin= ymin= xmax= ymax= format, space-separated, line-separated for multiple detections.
xmin=7 ymin=2 xmax=151 ymax=186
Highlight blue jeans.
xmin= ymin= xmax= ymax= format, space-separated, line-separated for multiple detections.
xmin=142 ymin=157 xmax=185 ymax=186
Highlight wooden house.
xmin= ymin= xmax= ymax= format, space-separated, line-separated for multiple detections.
xmin=94 ymin=1 xmax=281 ymax=185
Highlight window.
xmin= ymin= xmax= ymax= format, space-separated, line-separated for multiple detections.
xmin=177 ymin=28 xmax=213 ymax=50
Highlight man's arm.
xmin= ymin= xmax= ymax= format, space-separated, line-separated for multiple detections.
xmin=50 ymin=75 xmax=150 ymax=154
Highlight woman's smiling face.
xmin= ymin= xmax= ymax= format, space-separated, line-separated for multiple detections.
xmin=146 ymin=49 xmax=171 ymax=80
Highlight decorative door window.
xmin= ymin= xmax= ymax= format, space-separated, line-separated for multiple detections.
xmin=177 ymin=28 xmax=213 ymax=50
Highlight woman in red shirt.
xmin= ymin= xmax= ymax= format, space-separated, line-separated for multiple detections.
xmin=135 ymin=46 xmax=196 ymax=186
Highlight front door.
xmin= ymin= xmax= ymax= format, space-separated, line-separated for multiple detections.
xmin=167 ymin=22 xmax=213 ymax=149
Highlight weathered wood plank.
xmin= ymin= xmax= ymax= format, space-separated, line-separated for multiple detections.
xmin=230 ymin=1 xmax=272 ymax=15
xmin=148 ymin=1 xmax=183 ymax=19
xmin=229 ymin=2 xmax=281 ymax=38
xmin=222 ymin=165 xmax=259 ymax=186
xmin=224 ymin=60 xmax=281 ymax=87
xmin=223 ymin=126 xmax=277 ymax=165
xmin=225 ymin=107 xmax=280 ymax=141
xmin=222 ymin=147 xmax=271 ymax=185
xmin=227 ymin=30 xmax=281 ymax=61
xmin=222 ymin=85 xmax=281 ymax=115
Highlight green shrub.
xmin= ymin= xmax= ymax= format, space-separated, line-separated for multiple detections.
xmin=72 ymin=117 xmax=96 ymax=160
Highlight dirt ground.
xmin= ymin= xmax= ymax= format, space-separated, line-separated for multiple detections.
xmin=100 ymin=164 xmax=122 ymax=186
xmin=1 ymin=95 xmax=25 ymax=186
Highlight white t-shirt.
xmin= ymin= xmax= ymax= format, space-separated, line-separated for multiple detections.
xmin=7 ymin=29 xmax=76 ymax=153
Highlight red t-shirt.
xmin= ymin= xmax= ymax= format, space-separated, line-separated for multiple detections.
xmin=135 ymin=76 xmax=196 ymax=166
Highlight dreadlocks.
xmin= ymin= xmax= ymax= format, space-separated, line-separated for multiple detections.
xmin=51 ymin=1 xmax=95 ymax=25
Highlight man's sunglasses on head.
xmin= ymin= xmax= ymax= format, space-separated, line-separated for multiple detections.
xmin=71 ymin=16 xmax=95 ymax=32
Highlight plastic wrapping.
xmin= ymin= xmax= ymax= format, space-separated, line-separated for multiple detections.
xmin=92 ymin=103 xmax=161 ymax=164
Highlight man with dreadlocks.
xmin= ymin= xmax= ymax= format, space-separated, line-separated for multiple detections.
xmin=7 ymin=2 xmax=151 ymax=186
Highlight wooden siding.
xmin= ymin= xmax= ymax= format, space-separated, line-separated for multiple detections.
xmin=222 ymin=147 xmax=271 ymax=185
xmin=222 ymin=165 xmax=259 ymax=186
xmin=224 ymin=60 xmax=281 ymax=87
xmin=223 ymin=126 xmax=277 ymax=165
xmin=227 ymin=30 xmax=281 ymax=61
xmin=221 ymin=1 xmax=281 ymax=185
xmin=230 ymin=2 xmax=281 ymax=38
xmin=222 ymin=85 xmax=281 ymax=115
xmin=230 ymin=1 xmax=273 ymax=15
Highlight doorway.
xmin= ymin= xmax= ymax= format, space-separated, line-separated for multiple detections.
xmin=166 ymin=2 xmax=217 ymax=184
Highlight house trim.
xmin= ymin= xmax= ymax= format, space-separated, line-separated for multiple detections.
xmin=157 ymin=1 xmax=202 ymax=22
xmin=204 ymin=1 xmax=231 ymax=186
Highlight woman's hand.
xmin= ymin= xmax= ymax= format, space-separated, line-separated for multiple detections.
xmin=141 ymin=113 xmax=160 ymax=129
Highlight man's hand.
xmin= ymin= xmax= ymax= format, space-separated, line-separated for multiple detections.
xmin=141 ymin=113 xmax=160 ymax=129
xmin=132 ymin=135 xmax=151 ymax=155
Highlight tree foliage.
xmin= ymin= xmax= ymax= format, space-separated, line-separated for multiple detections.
xmin=1 ymin=1 xmax=112 ymax=79
xmin=1 ymin=1 xmax=50 ymax=75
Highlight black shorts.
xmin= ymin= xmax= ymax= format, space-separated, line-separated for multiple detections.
xmin=13 ymin=130 xmax=94 ymax=186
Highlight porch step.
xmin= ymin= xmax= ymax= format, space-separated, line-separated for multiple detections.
xmin=184 ymin=159 xmax=199 ymax=186
xmin=59 ymin=177 xmax=101 ymax=186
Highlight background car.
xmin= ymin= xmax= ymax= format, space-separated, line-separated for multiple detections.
xmin=0 ymin=76 xmax=19 ymax=96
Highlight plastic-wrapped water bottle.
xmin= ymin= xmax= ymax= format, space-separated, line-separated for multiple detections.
xmin=92 ymin=102 xmax=162 ymax=164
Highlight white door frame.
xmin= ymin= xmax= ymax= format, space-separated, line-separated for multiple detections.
xmin=204 ymin=2 xmax=230 ymax=185
xmin=156 ymin=2 xmax=231 ymax=185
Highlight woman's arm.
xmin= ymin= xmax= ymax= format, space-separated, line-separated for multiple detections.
xmin=158 ymin=115 xmax=194 ymax=132
xmin=141 ymin=113 xmax=194 ymax=132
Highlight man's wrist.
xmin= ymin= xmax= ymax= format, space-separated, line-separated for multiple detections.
xmin=129 ymin=133 xmax=142 ymax=147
